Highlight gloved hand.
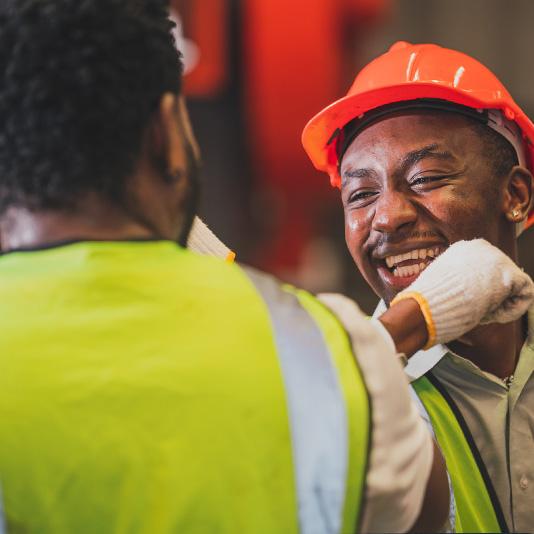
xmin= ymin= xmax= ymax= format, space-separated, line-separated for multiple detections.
xmin=391 ymin=239 xmax=534 ymax=348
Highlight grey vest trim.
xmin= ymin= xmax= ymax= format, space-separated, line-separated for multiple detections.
xmin=244 ymin=267 xmax=348 ymax=534
xmin=0 ymin=485 xmax=5 ymax=534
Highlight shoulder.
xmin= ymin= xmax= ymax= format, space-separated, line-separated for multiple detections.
xmin=241 ymin=266 xmax=354 ymax=349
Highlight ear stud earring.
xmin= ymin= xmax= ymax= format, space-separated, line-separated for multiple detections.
xmin=511 ymin=209 xmax=521 ymax=220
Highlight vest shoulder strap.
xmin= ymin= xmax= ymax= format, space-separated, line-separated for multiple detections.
xmin=243 ymin=267 xmax=370 ymax=534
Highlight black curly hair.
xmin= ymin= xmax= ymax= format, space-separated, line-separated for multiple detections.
xmin=470 ymin=122 xmax=519 ymax=179
xmin=0 ymin=0 xmax=183 ymax=213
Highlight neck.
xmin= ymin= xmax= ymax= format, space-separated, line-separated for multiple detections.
xmin=446 ymin=236 xmax=526 ymax=378
xmin=447 ymin=317 xmax=527 ymax=379
xmin=0 ymin=197 xmax=158 ymax=252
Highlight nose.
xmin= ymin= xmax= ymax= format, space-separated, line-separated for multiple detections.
xmin=372 ymin=189 xmax=418 ymax=234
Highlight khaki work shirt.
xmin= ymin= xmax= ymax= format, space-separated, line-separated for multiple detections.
xmin=375 ymin=302 xmax=534 ymax=533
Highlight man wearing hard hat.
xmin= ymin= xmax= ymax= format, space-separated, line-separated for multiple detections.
xmin=303 ymin=41 xmax=534 ymax=533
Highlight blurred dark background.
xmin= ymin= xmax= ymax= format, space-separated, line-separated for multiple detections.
xmin=172 ymin=0 xmax=534 ymax=314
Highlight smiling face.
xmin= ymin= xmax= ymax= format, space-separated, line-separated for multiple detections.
xmin=340 ymin=111 xmax=514 ymax=304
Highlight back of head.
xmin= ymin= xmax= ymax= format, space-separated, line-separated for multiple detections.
xmin=0 ymin=0 xmax=182 ymax=214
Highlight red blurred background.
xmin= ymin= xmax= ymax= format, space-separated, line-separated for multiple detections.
xmin=171 ymin=0 xmax=534 ymax=313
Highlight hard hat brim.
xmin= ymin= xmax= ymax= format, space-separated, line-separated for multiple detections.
xmin=302 ymin=82 xmax=534 ymax=230
xmin=302 ymin=82 xmax=534 ymax=175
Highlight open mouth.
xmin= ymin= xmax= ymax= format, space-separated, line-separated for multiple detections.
xmin=384 ymin=246 xmax=446 ymax=278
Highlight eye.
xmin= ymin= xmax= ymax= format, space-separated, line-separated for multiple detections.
xmin=348 ymin=190 xmax=378 ymax=205
xmin=409 ymin=175 xmax=448 ymax=188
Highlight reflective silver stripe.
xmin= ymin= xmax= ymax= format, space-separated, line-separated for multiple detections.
xmin=244 ymin=268 xmax=348 ymax=534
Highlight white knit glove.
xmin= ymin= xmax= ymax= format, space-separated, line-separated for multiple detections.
xmin=187 ymin=216 xmax=235 ymax=262
xmin=391 ymin=239 xmax=534 ymax=348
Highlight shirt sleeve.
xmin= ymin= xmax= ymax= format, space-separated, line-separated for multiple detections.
xmin=318 ymin=293 xmax=434 ymax=533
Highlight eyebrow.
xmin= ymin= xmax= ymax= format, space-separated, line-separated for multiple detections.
xmin=400 ymin=143 xmax=455 ymax=172
xmin=341 ymin=167 xmax=382 ymax=189
xmin=341 ymin=143 xmax=456 ymax=188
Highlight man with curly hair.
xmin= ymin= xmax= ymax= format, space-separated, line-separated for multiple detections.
xmin=0 ymin=2 xmax=530 ymax=533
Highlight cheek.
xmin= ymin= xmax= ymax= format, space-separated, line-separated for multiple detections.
xmin=425 ymin=189 xmax=490 ymax=239
xmin=344 ymin=209 xmax=372 ymax=267
xmin=344 ymin=210 xmax=364 ymax=245
xmin=346 ymin=215 xmax=361 ymax=234
xmin=344 ymin=205 xmax=375 ymax=234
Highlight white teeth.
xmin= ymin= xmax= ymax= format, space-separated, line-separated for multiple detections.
xmin=386 ymin=246 xmax=444 ymax=270
xmin=394 ymin=263 xmax=422 ymax=277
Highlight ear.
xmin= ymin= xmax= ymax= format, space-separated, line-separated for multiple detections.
xmin=177 ymin=95 xmax=201 ymax=163
xmin=149 ymin=92 xmax=187 ymax=183
xmin=502 ymin=166 xmax=533 ymax=223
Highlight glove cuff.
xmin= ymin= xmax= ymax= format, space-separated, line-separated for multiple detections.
xmin=390 ymin=291 xmax=437 ymax=349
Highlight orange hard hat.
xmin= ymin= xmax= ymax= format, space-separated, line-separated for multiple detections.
xmin=302 ymin=41 xmax=534 ymax=229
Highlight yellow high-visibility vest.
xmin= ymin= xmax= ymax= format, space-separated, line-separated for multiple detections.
xmin=413 ymin=373 xmax=508 ymax=533
xmin=0 ymin=241 xmax=369 ymax=534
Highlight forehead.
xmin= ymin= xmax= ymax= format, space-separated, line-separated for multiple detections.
xmin=340 ymin=111 xmax=481 ymax=176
